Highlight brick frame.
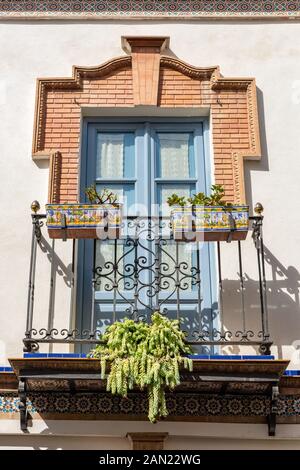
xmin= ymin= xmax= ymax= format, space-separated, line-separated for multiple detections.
xmin=32 ymin=37 xmax=261 ymax=204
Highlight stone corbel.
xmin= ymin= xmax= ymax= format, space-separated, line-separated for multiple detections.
xmin=127 ymin=432 xmax=169 ymax=450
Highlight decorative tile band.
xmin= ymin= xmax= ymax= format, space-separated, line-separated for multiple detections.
xmin=21 ymin=353 xmax=275 ymax=360
xmin=0 ymin=1 xmax=299 ymax=18
xmin=1 ymin=393 xmax=300 ymax=417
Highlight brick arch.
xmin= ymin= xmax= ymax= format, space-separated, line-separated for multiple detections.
xmin=33 ymin=37 xmax=261 ymax=204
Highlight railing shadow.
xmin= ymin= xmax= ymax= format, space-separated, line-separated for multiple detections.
xmin=26 ymin=213 xmax=291 ymax=356
xmin=221 ymin=245 xmax=300 ymax=356
xmin=264 ymin=246 xmax=300 ymax=357
xmin=38 ymin=235 xmax=73 ymax=288
xmin=37 ymin=235 xmax=73 ymax=338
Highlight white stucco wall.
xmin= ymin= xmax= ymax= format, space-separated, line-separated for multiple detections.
xmin=1 ymin=420 xmax=300 ymax=450
xmin=0 ymin=20 xmax=300 ymax=365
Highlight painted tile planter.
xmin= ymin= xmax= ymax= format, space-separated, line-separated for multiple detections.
xmin=170 ymin=205 xmax=249 ymax=242
xmin=46 ymin=204 xmax=122 ymax=239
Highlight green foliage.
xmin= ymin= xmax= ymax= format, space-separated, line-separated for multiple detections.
xmin=188 ymin=192 xmax=211 ymax=206
xmin=89 ymin=312 xmax=193 ymax=423
xmin=166 ymin=194 xmax=187 ymax=207
xmin=206 ymin=184 xmax=227 ymax=205
xmin=85 ymin=184 xmax=118 ymax=205
xmin=167 ymin=184 xmax=232 ymax=207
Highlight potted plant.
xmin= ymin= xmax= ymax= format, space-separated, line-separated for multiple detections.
xmin=46 ymin=185 xmax=122 ymax=239
xmin=89 ymin=312 xmax=193 ymax=423
xmin=168 ymin=185 xmax=249 ymax=242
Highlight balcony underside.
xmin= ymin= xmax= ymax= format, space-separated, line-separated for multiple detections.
xmin=9 ymin=357 xmax=288 ymax=394
xmin=0 ymin=357 xmax=293 ymax=436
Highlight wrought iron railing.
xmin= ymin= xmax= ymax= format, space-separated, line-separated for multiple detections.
xmin=23 ymin=203 xmax=272 ymax=355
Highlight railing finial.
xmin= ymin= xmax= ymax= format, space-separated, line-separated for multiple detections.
xmin=254 ymin=202 xmax=264 ymax=215
xmin=31 ymin=200 xmax=40 ymax=214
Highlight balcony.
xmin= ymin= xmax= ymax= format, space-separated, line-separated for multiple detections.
xmin=23 ymin=204 xmax=272 ymax=355
xmin=7 ymin=203 xmax=291 ymax=434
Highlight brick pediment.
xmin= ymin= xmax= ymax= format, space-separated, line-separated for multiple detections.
xmin=33 ymin=37 xmax=261 ymax=204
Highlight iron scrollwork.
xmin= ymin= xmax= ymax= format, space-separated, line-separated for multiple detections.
xmin=23 ymin=213 xmax=272 ymax=354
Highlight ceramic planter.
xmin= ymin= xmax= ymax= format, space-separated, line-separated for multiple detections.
xmin=46 ymin=203 xmax=122 ymax=239
xmin=170 ymin=205 xmax=249 ymax=242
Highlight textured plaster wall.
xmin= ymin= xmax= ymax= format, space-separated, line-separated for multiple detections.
xmin=1 ymin=420 xmax=300 ymax=449
xmin=0 ymin=20 xmax=300 ymax=365
xmin=1 ymin=435 xmax=300 ymax=450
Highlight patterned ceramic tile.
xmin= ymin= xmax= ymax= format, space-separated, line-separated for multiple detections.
xmin=46 ymin=204 xmax=122 ymax=230
xmin=1 ymin=392 xmax=300 ymax=417
xmin=20 ymin=353 xmax=275 ymax=359
xmin=0 ymin=1 xmax=299 ymax=17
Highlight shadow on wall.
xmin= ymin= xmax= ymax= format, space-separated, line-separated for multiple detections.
xmin=222 ymin=245 xmax=300 ymax=358
xmin=37 ymin=236 xmax=73 ymax=336
xmin=32 ymin=237 xmax=300 ymax=359
xmin=0 ymin=433 xmax=130 ymax=450
xmin=39 ymin=235 xmax=73 ymax=288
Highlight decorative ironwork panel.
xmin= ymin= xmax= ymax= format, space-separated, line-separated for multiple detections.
xmin=23 ymin=211 xmax=272 ymax=355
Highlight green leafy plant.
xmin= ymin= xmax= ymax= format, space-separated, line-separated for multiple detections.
xmin=85 ymin=184 xmax=118 ymax=205
xmin=188 ymin=192 xmax=211 ymax=206
xmin=206 ymin=184 xmax=227 ymax=205
xmin=89 ymin=312 xmax=193 ymax=423
xmin=167 ymin=184 xmax=232 ymax=207
xmin=165 ymin=194 xmax=187 ymax=207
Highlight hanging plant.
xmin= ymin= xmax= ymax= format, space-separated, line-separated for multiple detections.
xmin=89 ymin=312 xmax=193 ymax=423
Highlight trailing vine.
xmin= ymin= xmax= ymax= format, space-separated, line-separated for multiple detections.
xmin=89 ymin=312 xmax=193 ymax=423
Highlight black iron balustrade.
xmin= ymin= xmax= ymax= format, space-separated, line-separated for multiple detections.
xmin=23 ymin=203 xmax=272 ymax=355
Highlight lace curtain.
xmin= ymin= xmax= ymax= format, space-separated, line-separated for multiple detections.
xmin=159 ymin=133 xmax=193 ymax=291
xmin=159 ymin=133 xmax=190 ymax=178
xmin=97 ymin=134 xmax=124 ymax=178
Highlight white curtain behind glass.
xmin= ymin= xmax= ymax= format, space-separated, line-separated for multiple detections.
xmin=161 ymin=186 xmax=190 ymax=217
xmin=96 ymin=185 xmax=125 ymax=204
xmin=159 ymin=133 xmax=189 ymax=178
xmin=158 ymin=132 xmax=193 ymax=291
xmin=97 ymin=134 xmax=124 ymax=178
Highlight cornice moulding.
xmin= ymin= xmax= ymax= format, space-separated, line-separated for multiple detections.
xmin=160 ymin=56 xmax=219 ymax=81
xmin=32 ymin=56 xmax=132 ymax=157
xmin=122 ymin=36 xmax=169 ymax=53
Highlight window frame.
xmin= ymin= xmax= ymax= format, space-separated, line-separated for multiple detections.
xmin=76 ymin=117 xmax=217 ymax=346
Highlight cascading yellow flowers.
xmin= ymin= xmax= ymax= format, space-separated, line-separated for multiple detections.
xmin=90 ymin=312 xmax=193 ymax=423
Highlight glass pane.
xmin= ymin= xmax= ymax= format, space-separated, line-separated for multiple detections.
xmin=95 ymin=242 xmax=124 ymax=292
xmin=96 ymin=184 xmax=124 ymax=203
xmin=159 ymin=185 xmax=192 ymax=216
xmin=157 ymin=133 xmax=194 ymax=178
xmin=160 ymin=242 xmax=194 ymax=292
xmin=96 ymin=183 xmax=135 ymax=215
xmin=96 ymin=133 xmax=135 ymax=178
xmin=97 ymin=133 xmax=124 ymax=178
xmin=95 ymin=240 xmax=136 ymax=293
